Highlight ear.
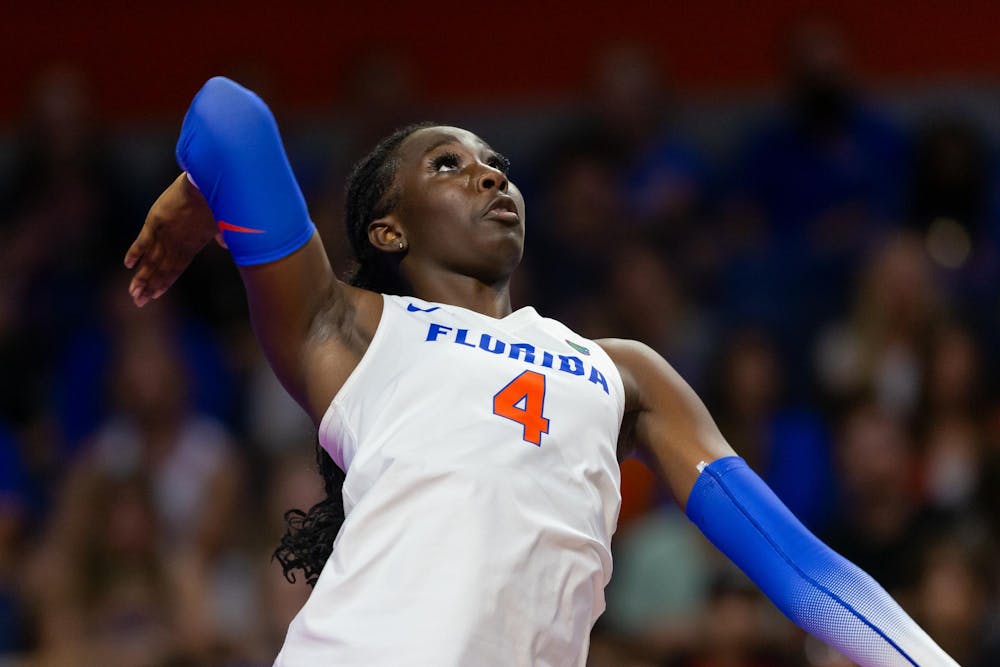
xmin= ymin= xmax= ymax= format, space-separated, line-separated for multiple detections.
xmin=368 ymin=215 xmax=408 ymax=253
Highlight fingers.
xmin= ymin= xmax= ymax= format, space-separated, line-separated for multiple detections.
xmin=130 ymin=245 xmax=197 ymax=307
xmin=129 ymin=242 xmax=166 ymax=307
xmin=125 ymin=177 xmax=218 ymax=306
xmin=148 ymin=257 xmax=184 ymax=301
xmin=124 ymin=221 xmax=156 ymax=269
xmin=129 ymin=271 xmax=155 ymax=307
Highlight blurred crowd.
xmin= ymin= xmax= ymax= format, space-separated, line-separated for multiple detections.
xmin=2 ymin=20 xmax=1000 ymax=667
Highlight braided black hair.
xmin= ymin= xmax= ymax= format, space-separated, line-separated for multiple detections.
xmin=273 ymin=439 xmax=345 ymax=586
xmin=344 ymin=121 xmax=437 ymax=294
xmin=273 ymin=122 xmax=435 ymax=587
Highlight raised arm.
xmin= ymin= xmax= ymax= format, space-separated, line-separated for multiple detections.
xmin=599 ymin=338 xmax=958 ymax=667
xmin=126 ymin=78 xmax=379 ymax=423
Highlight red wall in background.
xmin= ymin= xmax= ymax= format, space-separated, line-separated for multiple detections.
xmin=4 ymin=1 xmax=999 ymax=122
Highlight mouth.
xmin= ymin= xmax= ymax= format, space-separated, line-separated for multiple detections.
xmin=482 ymin=194 xmax=520 ymax=224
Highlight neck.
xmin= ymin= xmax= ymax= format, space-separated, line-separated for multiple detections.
xmin=405 ymin=264 xmax=513 ymax=318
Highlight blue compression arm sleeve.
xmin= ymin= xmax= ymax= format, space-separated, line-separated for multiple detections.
xmin=176 ymin=77 xmax=315 ymax=266
xmin=686 ymin=457 xmax=957 ymax=667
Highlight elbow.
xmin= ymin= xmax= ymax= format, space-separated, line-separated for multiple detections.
xmin=196 ymin=76 xmax=256 ymax=106
xmin=177 ymin=76 xmax=276 ymax=179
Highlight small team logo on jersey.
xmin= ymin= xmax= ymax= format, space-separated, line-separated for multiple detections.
xmin=407 ymin=303 xmax=441 ymax=313
xmin=218 ymin=220 xmax=265 ymax=234
xmin=565 ymin=340 xmax=590 ymax=356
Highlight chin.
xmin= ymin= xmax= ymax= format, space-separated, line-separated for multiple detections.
xmin=468 ymin=246 xmax=522 ymax=286
xmin=490 ymin=237 xmax=524 ymax=276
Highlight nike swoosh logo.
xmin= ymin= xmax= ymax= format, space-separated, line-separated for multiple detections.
xmin=218 ymin=220 xmax=265 ymax=234
xmin=407 ymin=303 xmax=440 ymax=313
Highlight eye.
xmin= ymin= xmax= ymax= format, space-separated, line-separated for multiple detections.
xmin=430 ymin=152 xmax=461 ymax=173
xmin=487 ymin=153 xmax=511 ymax=175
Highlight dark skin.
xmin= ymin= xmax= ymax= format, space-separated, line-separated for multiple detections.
xmin=125 ymin=126 xmax=735 ymax=507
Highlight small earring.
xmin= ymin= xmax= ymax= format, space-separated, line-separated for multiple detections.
xmin=398 ymin=240 xmax=405 ymax=250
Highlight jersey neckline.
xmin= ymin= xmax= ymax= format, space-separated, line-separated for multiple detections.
xmin=401 ymin=295 xmax=540 ymax=328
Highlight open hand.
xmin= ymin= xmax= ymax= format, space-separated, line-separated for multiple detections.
xmin=124 ymin=173 xmax=221 ymax=307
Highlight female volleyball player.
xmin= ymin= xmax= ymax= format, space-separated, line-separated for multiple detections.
xmin=125 ymin=78 xmax=956 ymax=666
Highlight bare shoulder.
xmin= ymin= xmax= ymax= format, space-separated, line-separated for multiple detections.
xmin=594 ymin=338 xmax=648 ymax=460
xmin=593 ymin=337 xmax=649 ymax=364
xmin=595 ymin=337 xmax=677 ymax=410
xmin=596 ymin=337 xmax=734 ymax=505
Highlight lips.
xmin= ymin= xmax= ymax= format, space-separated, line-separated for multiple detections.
xmin=482 ymin=195 xmax=520 ymax=224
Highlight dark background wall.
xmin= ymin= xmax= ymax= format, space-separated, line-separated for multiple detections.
xmin=4 ymin=1 xmax=999 ymax=121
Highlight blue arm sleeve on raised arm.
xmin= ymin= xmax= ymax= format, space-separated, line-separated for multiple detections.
xmin=686 ymin=457 xmax=957 ymax=667
xmin=176 ymin=76 xmax=315 ymax=266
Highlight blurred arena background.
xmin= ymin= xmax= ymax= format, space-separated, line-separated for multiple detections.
xmin=2 ymin=1 xmax=1000 ymax=665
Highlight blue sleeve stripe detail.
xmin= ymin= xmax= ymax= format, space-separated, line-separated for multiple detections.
xmin=699 ymin=457 xmax=917 ymax=667
xmin=229 ymin=223 xmax=315 ymax=266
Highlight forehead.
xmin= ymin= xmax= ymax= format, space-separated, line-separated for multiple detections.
xmin=399 ymin=126 xmax=493 ymax=160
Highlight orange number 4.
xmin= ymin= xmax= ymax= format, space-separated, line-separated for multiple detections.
xmin=492 ymin=370 xmax=550 ymax=446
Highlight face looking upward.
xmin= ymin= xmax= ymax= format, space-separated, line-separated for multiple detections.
xmin=368 ymin=126 xmax=526 ymax=289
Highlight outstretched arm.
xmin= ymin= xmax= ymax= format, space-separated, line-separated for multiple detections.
xmin=126 ymin=78 xmax=379 ymax=423
xmin=599 ymin=338 xmax=957 ymax=667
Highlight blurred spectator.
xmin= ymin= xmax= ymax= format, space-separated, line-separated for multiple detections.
xmin=921 ymin=322 xmax=983 ymax=420
xmin=825 ymin=401 xmax=928 ymax=593
xmin=711 ymin=329 xmax=834 ymax=529
xmin=245 ymin=351 xmax=315 ymax=455
xmin=909 ymin=117 xmax=990 ymax=244
xmin=29 ymin=303 xmax=247 ymax=663
xmin=531 ymin=43 xmax=715 ymax=304
xmin=915 ymin=538 xmax=1000 ymax=666
xmin=52 ymin=282 xmax=233 ymax=453
xmin=685 ymin=574 xmax=794 ymax=667
xmin=922 ymin=417 xmax=985 ymax=515
xmin=0 ymin=66 xmax=135 ymax=429
xmin=908 ymin=116 xmax=1000 ymax=336
xmin=0 ymin=424 xmax=30 ymax=653
xmin=604 ymin=242 xmax=715 ymax=388
xmin=27 ymin=473 xmax=174 ymax=666
xmin=585 ymin=45 xmax=711 ymax=252
xmin=814 ymin=233 xmax=944 ymax=417
xmin=979 ymin=404 xmax=1000 ymax=550
xmin=615 ymin=457 xmax=660 ymax=535
xmin=524 ymin=137 xmax=624 ymax=321
xmin=603 ymin=507 xmax=709 ymax=648
xmin=917 ymin=323 xmax=989 ymax=516
xmin=724 ymin=19 xmax=906 ymax=352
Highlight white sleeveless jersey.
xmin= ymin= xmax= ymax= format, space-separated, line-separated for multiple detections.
xmin=274 ymin=295 xmax=625 ymax=667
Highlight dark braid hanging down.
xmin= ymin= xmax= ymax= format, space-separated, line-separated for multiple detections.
xmin=273 ymin=122 xmax=434 ymax=587
xmin=273 ymin=438 xmax=346 ymax=586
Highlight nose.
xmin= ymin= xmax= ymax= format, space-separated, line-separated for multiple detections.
xmin=475 ymin=163 xmax=508 ymax=193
